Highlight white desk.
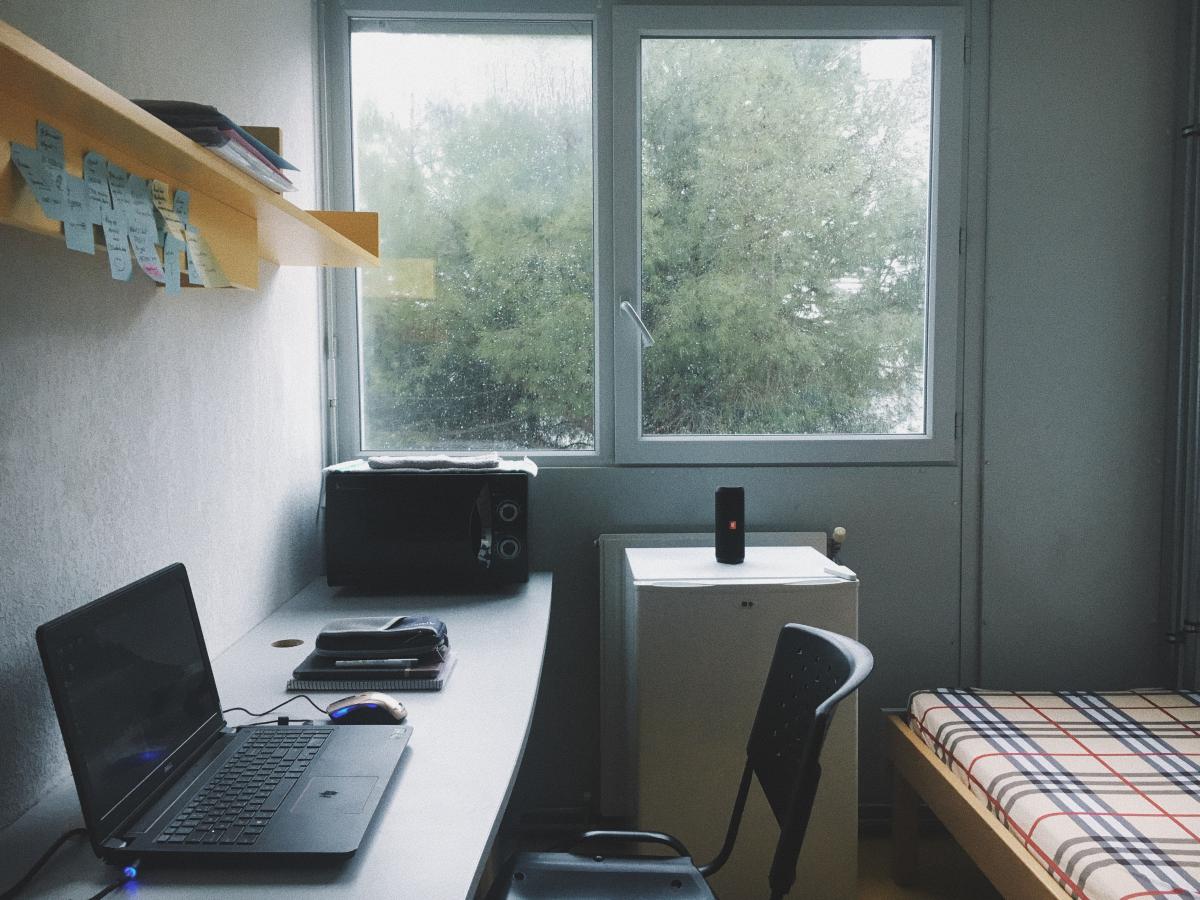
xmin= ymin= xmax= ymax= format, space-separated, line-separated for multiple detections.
xmin=0 ymin=574 xmax=552 ymax=899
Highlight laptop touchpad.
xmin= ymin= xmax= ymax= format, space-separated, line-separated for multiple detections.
xmin=290 ymin=776 xmax=378 ymax=815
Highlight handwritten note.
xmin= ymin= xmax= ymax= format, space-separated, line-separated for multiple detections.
xmin=10 ymin=142 xmax=60 ymax=220
xmin=123 ymin=176 xmax=164 ymax=280
xmin=162 ymin=234 xmax=184 ymax=296
xmin=35 ymin=121 xmax=66 ymax=219
xmin=150 ymin=179 xmax=186 ymax=242
xmin=184 ymin=224 xmax=202 ymax=284
xmin=173 ymin=189 xmax=190 ymax=225
xmin=105 ymin=163 xmax=134 ymax=226
xmin=128 ymin=223 xmax=164 ymax=280
xmin=82 ymin=152 xmax=112 ymax=225
xmin=127 ymin=177 xmax=159 ymax=238
xmin=101 ymin=208 xmax=133 ymax=281
xmin=183 ymin=226 xmax=230 ymax=288
xmin=63 ymin=175 xmax=95 ymax=254
xmin=36 ymin=120 xmax=63 ymax=163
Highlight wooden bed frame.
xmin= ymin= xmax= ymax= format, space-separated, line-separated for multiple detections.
xmin=886 ymin=714 xmax=1071 ymax=899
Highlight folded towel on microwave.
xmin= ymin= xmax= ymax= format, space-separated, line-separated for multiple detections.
xmin=366 ymin=453 xmax=502 ymax=470
xmin=324 ymin=456 xmax=538 ymax=476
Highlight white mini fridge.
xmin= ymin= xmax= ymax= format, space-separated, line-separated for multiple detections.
xmin=622 ymin=545 xmax=860 ymax=900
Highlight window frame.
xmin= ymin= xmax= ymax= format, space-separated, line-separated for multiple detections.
xmin=319 ymin=1 xmax=965 ymax=467
xmin=319 ymin=0 xmax=612 ymax=467
xmin=613 ymin=4 xmax=965 ymax=465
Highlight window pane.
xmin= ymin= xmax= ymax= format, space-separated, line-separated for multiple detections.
xmin=640 ymin=38 xmax=932 ymax=436
xmin=351 ymin=26 xmax=594 ymax=451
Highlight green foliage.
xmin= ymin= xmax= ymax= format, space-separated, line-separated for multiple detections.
xmin=357 ymin=87 xmax=593 ymax=450
xmin=640 ymin=38 xmax=930 ymax=435
xmin=356 ymin=36 xmax=931 ymax=449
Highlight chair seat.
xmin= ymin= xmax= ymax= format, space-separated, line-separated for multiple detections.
xmin=489 ymin=850 xmax=717 ymax=900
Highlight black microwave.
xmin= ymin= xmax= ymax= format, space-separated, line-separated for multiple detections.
xmin=324 ymin=469 xmax=529 ymax=589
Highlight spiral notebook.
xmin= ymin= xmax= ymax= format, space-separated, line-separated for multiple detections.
xmin=288 ymin=650 xmax=456 ymax=692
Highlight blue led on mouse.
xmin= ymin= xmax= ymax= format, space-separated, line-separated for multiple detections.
xmin=326 ymin=692 xmax=407 ymax=725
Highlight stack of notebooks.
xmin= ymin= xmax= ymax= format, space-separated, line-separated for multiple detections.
xmin=134 ymin=100 xmax=298 ymax=193
xmin=288 ymin=650 xmax=457 ymax=692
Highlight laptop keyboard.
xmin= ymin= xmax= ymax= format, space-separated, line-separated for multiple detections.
xmin=155 ymin=727 xmax=333 ymax=847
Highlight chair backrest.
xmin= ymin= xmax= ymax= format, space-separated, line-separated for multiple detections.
xmin=746 ymin=624 xmax=873 ymax=898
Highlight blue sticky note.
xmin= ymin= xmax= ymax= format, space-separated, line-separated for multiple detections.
xmin=129 ymin=225 xmax=165 ymax=282
xmin=35 ymin=121 xmax=66 ymax=219
xmin=10 ymin=141 xmax=62 ymax=220
xmin=101 ymin=208 xmax=133 ymax=282
xmin=127 ymin=176 xmax=163 ymax=247
xmin=36 ymin=120 xmax=63 ymax=164
xmin=63 ymin=175 xmax=95 ymax=254
xmin=106 ymin=163 xmax=134 ymax=225
xmin=163 ymin=234 xmax=184 ymax=296
xmin=173 ymin=189 xmax=190 ymax=226
xmin=83 ymin=152 xmax=111 ymax=225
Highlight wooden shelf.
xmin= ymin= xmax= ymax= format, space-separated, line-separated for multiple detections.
xmin=0 ymin=19 xmax=378 ymax=290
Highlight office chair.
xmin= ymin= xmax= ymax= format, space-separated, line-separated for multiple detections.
xmin=487 ymin=623 xmax=873 ymax=900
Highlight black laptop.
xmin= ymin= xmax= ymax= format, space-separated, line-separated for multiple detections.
xmin=36 ymin=562 xmax=411 ymax=863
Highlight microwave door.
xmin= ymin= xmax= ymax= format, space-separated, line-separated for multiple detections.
xmin=471 ymin=483 xmax=494 ymax=569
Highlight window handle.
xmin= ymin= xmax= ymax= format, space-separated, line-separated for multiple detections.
xmin=620 ymin=299 xmax=655 ymax=348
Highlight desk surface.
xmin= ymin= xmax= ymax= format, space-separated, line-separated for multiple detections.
xmin=0 ymin=574 xmax=553 ymax=900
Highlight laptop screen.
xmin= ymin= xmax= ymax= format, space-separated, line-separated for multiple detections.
xmin=37 ymin=564 xmax=223 ymax=833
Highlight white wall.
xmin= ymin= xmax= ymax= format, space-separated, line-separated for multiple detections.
xmin=979 ymin=0 xmax=1175 ymax=686
xmin=0 ymin=0 xmax=323 ymax=828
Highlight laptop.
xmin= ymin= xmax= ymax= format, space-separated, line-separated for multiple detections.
xmin=36 ymin=562 xmax=411 ymax=863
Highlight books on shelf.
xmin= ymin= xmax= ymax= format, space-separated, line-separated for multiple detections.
xmin=287 ymin=650 xmax=458 ymax=692
xmin=133 ymin=100 xmax=297 ymax=193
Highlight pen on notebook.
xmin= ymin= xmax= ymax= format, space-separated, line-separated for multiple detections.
xmin=333 ymin=658 xmax=422 ymax=668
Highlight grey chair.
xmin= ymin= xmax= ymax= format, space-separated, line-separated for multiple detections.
xmin=487 ymin=623 xmax=874 ymax=900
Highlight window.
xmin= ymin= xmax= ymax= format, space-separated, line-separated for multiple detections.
xmin=322 ymin=2 xmax=965 ymax=465
xmin=348 ymin=20 xmax=594 ymax=452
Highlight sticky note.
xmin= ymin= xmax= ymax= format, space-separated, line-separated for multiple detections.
xmin=185 ymin=224 xmax=202 ymax=284
xmin=173 ymin=189 xmax=190 ymax=226
xmin=63 ymin=175 xmax=95 ymax=254
xmin=106 ymin=163 xmax=134 ymax=225
xmin=150 ymin=179 xmax=186 ymax=242
xmin=10 ymin=142 xmax=62 ymax=220
xmin=127 ymin=176 xmax=162 ymax=243
xmin=162 ymin=234 xmax=184 ymax=296
xmin=83 ymin=152 xmax=112 ymax=225
xmin=127 ymin=177 xmax=164 ymax=279
xmin=35 ymin=121 xmax=66 ymax=219
xmin=183 ymin=226 xmax=230 ymax=288
xmin=36 ymin=120 xmax=63 ymax=164
xmin=129 ymin=223 xmax=164 ymax=281
xmin=101 ymin=208 xmax=133 ymax=281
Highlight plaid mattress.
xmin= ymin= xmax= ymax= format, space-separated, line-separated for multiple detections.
xmin=908 ymin=689 xmax=1200 ymax=900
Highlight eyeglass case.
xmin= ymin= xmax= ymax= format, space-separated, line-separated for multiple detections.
xmin=315 ymin=615 xmax=449 ymax=660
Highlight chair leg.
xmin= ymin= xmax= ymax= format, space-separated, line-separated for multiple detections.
xmin=891 ymin=767 xmax=920 ymax=886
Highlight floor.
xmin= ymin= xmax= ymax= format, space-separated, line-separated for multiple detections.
xmin=857 ymin=834 xmax=1001 ymax=899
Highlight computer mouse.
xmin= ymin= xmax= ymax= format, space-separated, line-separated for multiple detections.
xmin=326 ymin=692 xmax=407 ymax=724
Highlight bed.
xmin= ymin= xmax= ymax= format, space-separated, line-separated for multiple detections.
xmin=888 ymin=689 xmax=1200 ymax=900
